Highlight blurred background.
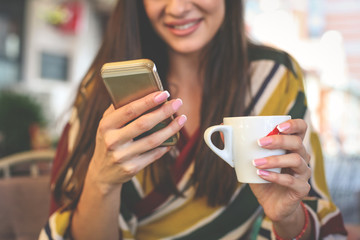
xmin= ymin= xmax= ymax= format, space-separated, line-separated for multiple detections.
xmin=0 ymin=0 xmax=359 ymax=239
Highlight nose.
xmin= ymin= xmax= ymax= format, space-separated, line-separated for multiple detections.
xmin=165 ymin=0 xmax=191 ymax=17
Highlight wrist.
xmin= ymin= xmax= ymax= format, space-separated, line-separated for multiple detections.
xmin=272 ymin=202 xmax=310 ymax=240
xmin=86 ymin=163 xmax=123 ymax=197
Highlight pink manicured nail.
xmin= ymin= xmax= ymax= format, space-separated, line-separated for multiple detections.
xmin=253 ymin=158 xmax=267 ymax=167
xmin=178 ymin=115 xmax=187 ymax=125
xmin=154 ymin=91 xmax=170 ymax=103
xmin=257 ymin=169 xmax=270 ymax=176
xmin=257 ymin=136 xmax=273 ymax=147
xmin=172 ymin=98 xmax=183 ymax=111
xmin=277 ymin=122 xmax=291 ymax=132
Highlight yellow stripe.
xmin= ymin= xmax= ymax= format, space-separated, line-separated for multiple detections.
xmin=122 ymin=230 xmax=135 ymax=239
xmin=136 ymin=196 xmax=221 ymax=239
xmin=54 ymin=210 xmax=72 ymax=235
xmin=318 ymin=199 xmax=338 ymax=220
xmin=259 ymin=71 xmax=299 ymax=116
xmin=136 ymin=167 xmax=155 ymax=196
xmin=310 ymin=132 xmax=332 ymax=199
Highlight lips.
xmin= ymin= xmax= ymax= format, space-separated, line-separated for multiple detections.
xmin=165 ymin=19 xmax=202 ymax=36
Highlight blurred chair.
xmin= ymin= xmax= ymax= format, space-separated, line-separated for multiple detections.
xmin=0 ymin=149 xmax=55 ymax=178
xmin=0 ymin=150 xmax=55 ymax=240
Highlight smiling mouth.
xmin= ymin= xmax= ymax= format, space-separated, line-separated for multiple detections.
xmin=167 ymin=19 xmax=202 ymax=30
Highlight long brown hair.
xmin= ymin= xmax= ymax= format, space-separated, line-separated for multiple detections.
xmin=54 ymin=0 xmax=249 ymax=209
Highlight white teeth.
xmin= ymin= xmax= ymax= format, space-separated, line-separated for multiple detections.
xmin=173 ymin=21 xmax=197 ymax=30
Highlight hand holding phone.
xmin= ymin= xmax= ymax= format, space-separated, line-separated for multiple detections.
xmin=101 ymin=59 xmax=179 ymax=146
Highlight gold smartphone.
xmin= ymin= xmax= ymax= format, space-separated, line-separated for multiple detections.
xmin=101 ymin=59 xmax=178 ymax=146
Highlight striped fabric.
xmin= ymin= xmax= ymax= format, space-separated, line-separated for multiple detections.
xmin=39 ymin=46 xmax=347 ymax=240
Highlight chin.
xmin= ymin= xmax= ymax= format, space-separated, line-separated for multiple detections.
xmin=169 ymin=43 xmax=205 ymax=55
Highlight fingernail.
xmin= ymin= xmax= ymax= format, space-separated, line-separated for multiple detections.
xmin=178 ymin=115 xmax=187 ymax=126
xmin=257 ymin=136 xmax=273 ymax=147
xmin=257 ymin=169 xmax=270 ymax=176
xmin=154 ymin=91 xmax=170 ymax=103
xmin=277 ymin=122 xmax=291 ymax=132
xmin=172 ymin=98 xmax=183 ymax=111
xmin=253 ymin=158 xmax=267 ymax=167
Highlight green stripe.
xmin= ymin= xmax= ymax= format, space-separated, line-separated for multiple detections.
xmin=123 ymin=179 xmax=142 ymax=201
xmin=120 ymin=200 xmax=133 ymax=222
xmin=303 ymin=199 xmax=318 ymax=213
xmin=248 ymin=45 xmax=297 ymax=77
xmin=174 ymin=185 xmax=260 ymax=240
xmin=120 ymin=180 xmax=142 ymax=221
xmin=288 ymin=91 xmax=307 ymax=119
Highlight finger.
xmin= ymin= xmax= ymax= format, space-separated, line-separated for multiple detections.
xmin=257 ymin=135 xmax=308 ymax=161
xmin=277 ymin=119 xmax=308 ymax=139
xmin=253 ymin=153 xmax=311 ymax=180
xmin=101 ymin=91 xmax=170 ymax=130
xmin=256 ymin=170 xmax=311 ymax=197
xmin=103 ymin=98 xmax=183 ymax=149
xmin=126 ymin=114 xmax=187 ymax=155
xmin=114 ymin=146 xmax=170 ymax=178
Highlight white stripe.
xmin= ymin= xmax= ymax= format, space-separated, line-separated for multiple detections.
xmin=131 ymin=176 xmax=145 ymax=198
xmin=119 ymin=214 xmax=138 ymax=236
xmin=68 ymin=108 xmax=79 ymax=152
xmin=48 ymin=213 xmax=65 ymax=240
xmin=323 ymin=234 xmax=348 ymax=240
xmin=319 ymin=204 xmax=342 ymax=226
xmin=253 ymin=64 xmax=287 ymax=115
xmin=246 ymin=60 xmax=277 ymax=108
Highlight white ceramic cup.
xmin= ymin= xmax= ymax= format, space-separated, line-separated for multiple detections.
xmin=204 ymin=115 xmax=291 ymax=183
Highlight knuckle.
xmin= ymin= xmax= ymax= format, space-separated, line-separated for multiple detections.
xmin=306 ymin=182 xmax=311 ymax=193
xmin=294 ymin=136 xmax=303 ymax=148
xmin=124 ymin=104 xmax=138 ymax=119
xmin=305 ymin=165 xmax=312 ymax=179
xmin=109 ymin=151 xmax=119 ymax=163
xmin=307 ymin=153 xmax=312 ymax=164
xmin=162 ymin=105 xmax=171 ymax=116
xmin=154 ymin=147 xmax=167 ymax=159
xmin=270 ymin=155 xmax=281 ymax=167
xmin=98 ymin=119 xmax=107 ymax=134
xmin=145 ymin=95 xmax=155 ymax=107
xmin=294 ymin=154 xmax=303 ymax=167
xmin=104 ymin=135 xmax=115 ymax=150
xmin=135 ymin=118 xmax=152 ymax=132
xmin=283 ymin=174 xmax=295 ymax=186
xmin=169 ymin=120 xmax=180 ymax=132
xmin=277 ymin=135 xmax=286 ymax=146
xmin=146 ymin=137 xmax=161 ymax=149
xmin=303 ymin=182 xmax=311 ymax=195
xmin=122 ymin=163 xmax=138 ymax=176
xmin=303 ymin=121 xmax=308 ymax=132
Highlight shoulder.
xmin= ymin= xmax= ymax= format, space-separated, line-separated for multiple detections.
xmin=248 ymin=44 xmax=300 ymax=79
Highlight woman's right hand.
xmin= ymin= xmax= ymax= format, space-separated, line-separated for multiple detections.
xmin=87 ymin=90 xmax=186 ymax=195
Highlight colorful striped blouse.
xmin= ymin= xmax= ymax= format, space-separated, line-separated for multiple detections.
xmin=39 ymin=46 xmax=348 ymax=240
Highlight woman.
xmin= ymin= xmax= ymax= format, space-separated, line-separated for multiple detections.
xmin=40 ymin=0 xmax=347 ymax=239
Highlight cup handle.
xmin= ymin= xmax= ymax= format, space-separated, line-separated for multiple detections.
xmin=204 ymin=125 xmax=234 ymax=167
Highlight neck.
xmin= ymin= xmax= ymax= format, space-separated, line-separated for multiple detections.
xmin=167 ymin=49 xmax=203 ymax=86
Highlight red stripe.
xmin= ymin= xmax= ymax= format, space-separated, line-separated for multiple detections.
xmin=132 ymin=128 xmax=201 ymax=219
xmin=49 ymin=123 xmax=71 ymax=215
xmin=320 ymin=212 xmax=348 ymax=238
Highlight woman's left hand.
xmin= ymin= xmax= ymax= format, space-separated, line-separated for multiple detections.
xmin=250 ymin=119 xmax=311 ymax=223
